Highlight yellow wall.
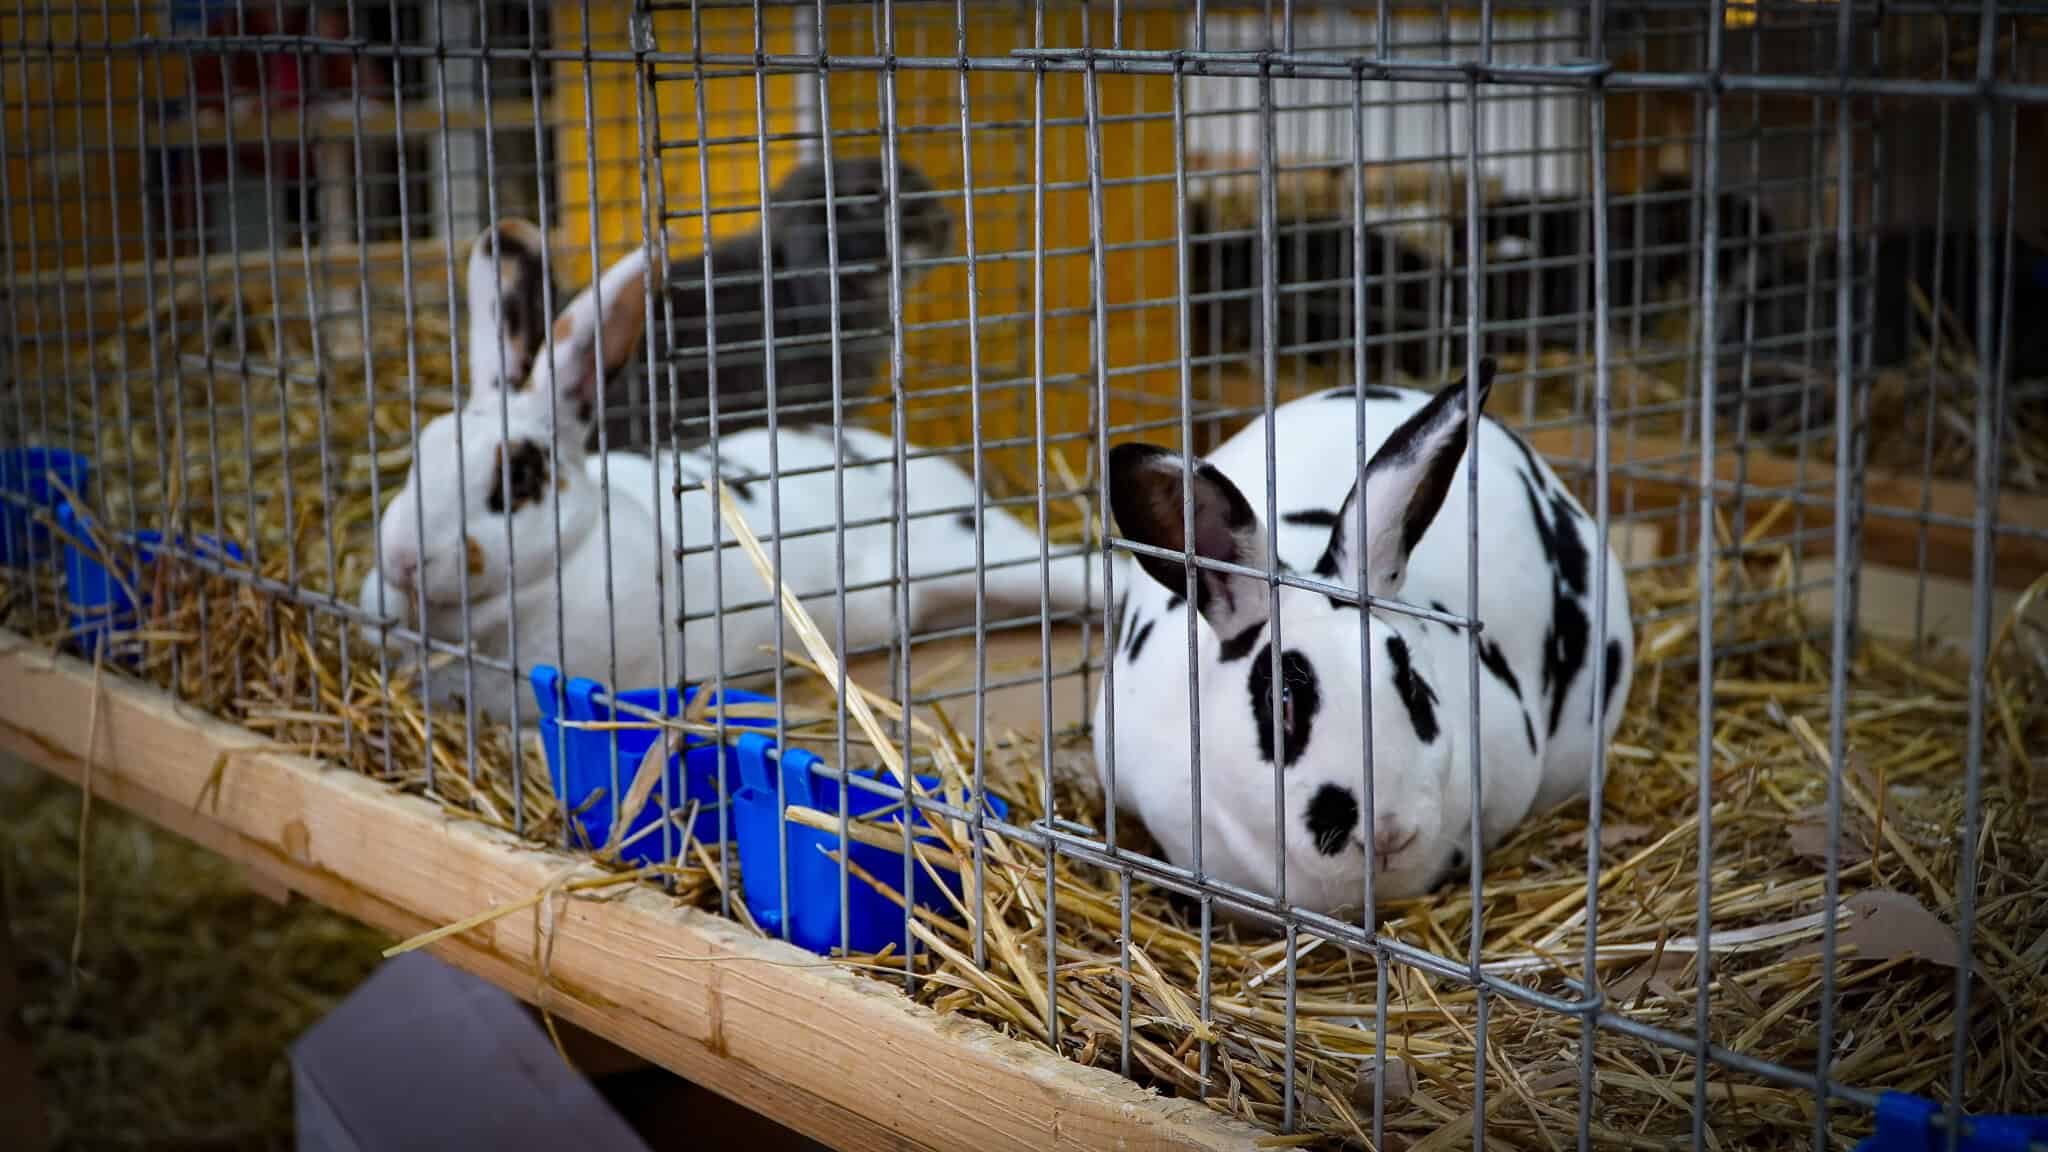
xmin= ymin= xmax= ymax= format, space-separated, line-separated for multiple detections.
xmin=549 ymin=3 xmax=808 ymax=290
xmin=820 ymin=6 xmax=1183 ymax=487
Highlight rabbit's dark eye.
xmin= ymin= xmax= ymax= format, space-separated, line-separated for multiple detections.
xmin=1249 ymin=644 xmax=1321 ymax=767
xmin=489 ymin=439 xmax=552 ymax=514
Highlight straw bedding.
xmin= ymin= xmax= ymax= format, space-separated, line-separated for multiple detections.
xmin=2 ymin=280 xmax=2043 ymax=1151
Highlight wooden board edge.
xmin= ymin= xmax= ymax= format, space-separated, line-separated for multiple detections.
xmin=1524 ymin=427 xmax=2048 ymax=593
xmin=0 ymin=633 xmax=1264 ymax=1152
xmin=0 ymin=717 xmax=915 ymax=1152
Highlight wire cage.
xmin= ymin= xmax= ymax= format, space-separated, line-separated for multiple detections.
xmin=0 ymin=1 xmax=2043 ymax=1149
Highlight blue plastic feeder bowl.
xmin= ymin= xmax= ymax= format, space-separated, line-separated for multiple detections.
xmin=58 ymin=503 xmax=245 ymax=658
xmin=1854 ymin=1092 xmax=2048 ymax=1152
xmin=731 ymin=731 xmax=1009 ymax=958
xmin=530 ymin=665 xmax=776 ymax=866
xmin=0 ymin=447 xmax=91 ymax=567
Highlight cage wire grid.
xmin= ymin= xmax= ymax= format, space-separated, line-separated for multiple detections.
xmin=0 ymin=1 xmax=2043 ymax=1149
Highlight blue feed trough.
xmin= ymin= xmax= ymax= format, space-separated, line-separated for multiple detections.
xmin=530 ymin=665 xmax=778 ymax=865
xmin=731 ymin=731 xmax=1007 ymax=958
xmin=1854 ymin=1092 xmax=2048 ymax=1152
xmin=58 ymin=503 xmax=245 ymax=659
xmin=0 ymin=447 xmax=91 ymax=567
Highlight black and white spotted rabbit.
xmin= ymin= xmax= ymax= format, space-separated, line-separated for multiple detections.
xmin=1098 ymin=361 xmax=1635 ymax=916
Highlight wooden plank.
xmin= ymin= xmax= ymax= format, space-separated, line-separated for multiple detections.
xmin=1525 ymin=428 xmax=2048 ymax=593
xmin=1797 ymin=562 xmax=2023 ymax=651
xmin=0 ymin=634 xmax=1262 ymax=1152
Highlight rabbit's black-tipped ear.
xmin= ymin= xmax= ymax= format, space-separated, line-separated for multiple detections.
xmin=1110 ymin=442 xmax=1271 ymax=653
xmin=1319 ymin=359 xmax=1496 ymax=601
xmin=465 ymin=219 xmax=552 ymax=400
xmin=527 ymin=247 xmax=651 ymax=431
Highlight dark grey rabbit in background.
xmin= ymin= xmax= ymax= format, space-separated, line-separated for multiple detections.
xmin=464 ymin=155 xmax=954 ymax=454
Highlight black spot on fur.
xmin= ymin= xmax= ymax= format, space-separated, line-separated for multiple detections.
xmin=1165 ymin=594 xmax=1185 ymax=613
xmin=1125 ymin=618 xmax=1156 ymax=664
xmin=1312 ymin=544 xmax=1341 ymax=580
xmin=1218 ymin=622 xmax=1263 ymax=664
xmin=1249 ymin=644 xmax=1322 ymax=767
xmin=1448 ymin=847 xmax=1467 ymax=875
xmin=1522 ymin=711 xmax=1538 ymax=754
xmin=1283 ymin=508 xmax=1342 ymax=529
xmin=488 ymin=439 xmax=551 ymax=514
xmin=955 ymin=512 xmax=978 ymax=532
xmin=1603 ymin=637 xmax=1625 ymax=713
xmin=1543 ymin=595 xmax=1591 ymax=737
xmin=1478 ymin=637 xmax=1522 ymax=702
xmin=1384 ymin=634 xmax=1440 ymax=744
xmin=1432 ymin=600 xmax=1452 ymax=616
xmin=1548 ymin=491 xmax=1589 ymax=596
xmin=1521 ymin=472 xmax=1559 ymax=570
xmin=1306 ymin=783 xmax=1359 ymax=858
xmin=1522 ymin=467 xmax=1599 ymax=738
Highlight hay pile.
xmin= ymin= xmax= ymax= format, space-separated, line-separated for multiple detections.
xmin=2 ymin=279 xmax=2044 ymax=1150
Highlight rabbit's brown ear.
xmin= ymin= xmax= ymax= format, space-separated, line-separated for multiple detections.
xmin=465 ymin=219 xmax=552 ymax=400
xmin=527 ymin=247 xmax=651 ymax=431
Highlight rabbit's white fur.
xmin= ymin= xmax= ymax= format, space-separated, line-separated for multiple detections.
xmin=359 ymin=240 xmax=1098 ymax=725
xmin=1095 ymin=363 xmax=1634 ymax=917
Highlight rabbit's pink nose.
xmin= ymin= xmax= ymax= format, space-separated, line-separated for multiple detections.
xmin=1373 ymin=816 xmax=1419 ymax=862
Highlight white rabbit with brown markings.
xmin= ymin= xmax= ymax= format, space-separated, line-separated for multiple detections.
xmin=360 ymin=242 xmax=1096 ymax=726
xmin=1096 ymin=361 xmax=1634 ymax=917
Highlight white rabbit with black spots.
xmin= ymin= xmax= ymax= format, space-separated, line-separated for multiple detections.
xmin=1096 ymin=361 xmax=1633 ymax=917
xmin=359 ymin=242 xmax=1098 ymax=725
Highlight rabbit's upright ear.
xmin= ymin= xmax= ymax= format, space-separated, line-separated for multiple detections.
xmin=465 ymin=219 xmax=553 ymax=400
xmin=526 ymin=246 xmax=652 ymax=434
xmin=1319 ymin=358 xmax=1495 ymax=602
xmin=1109 ymin=442 xmax=1272 ymax=652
